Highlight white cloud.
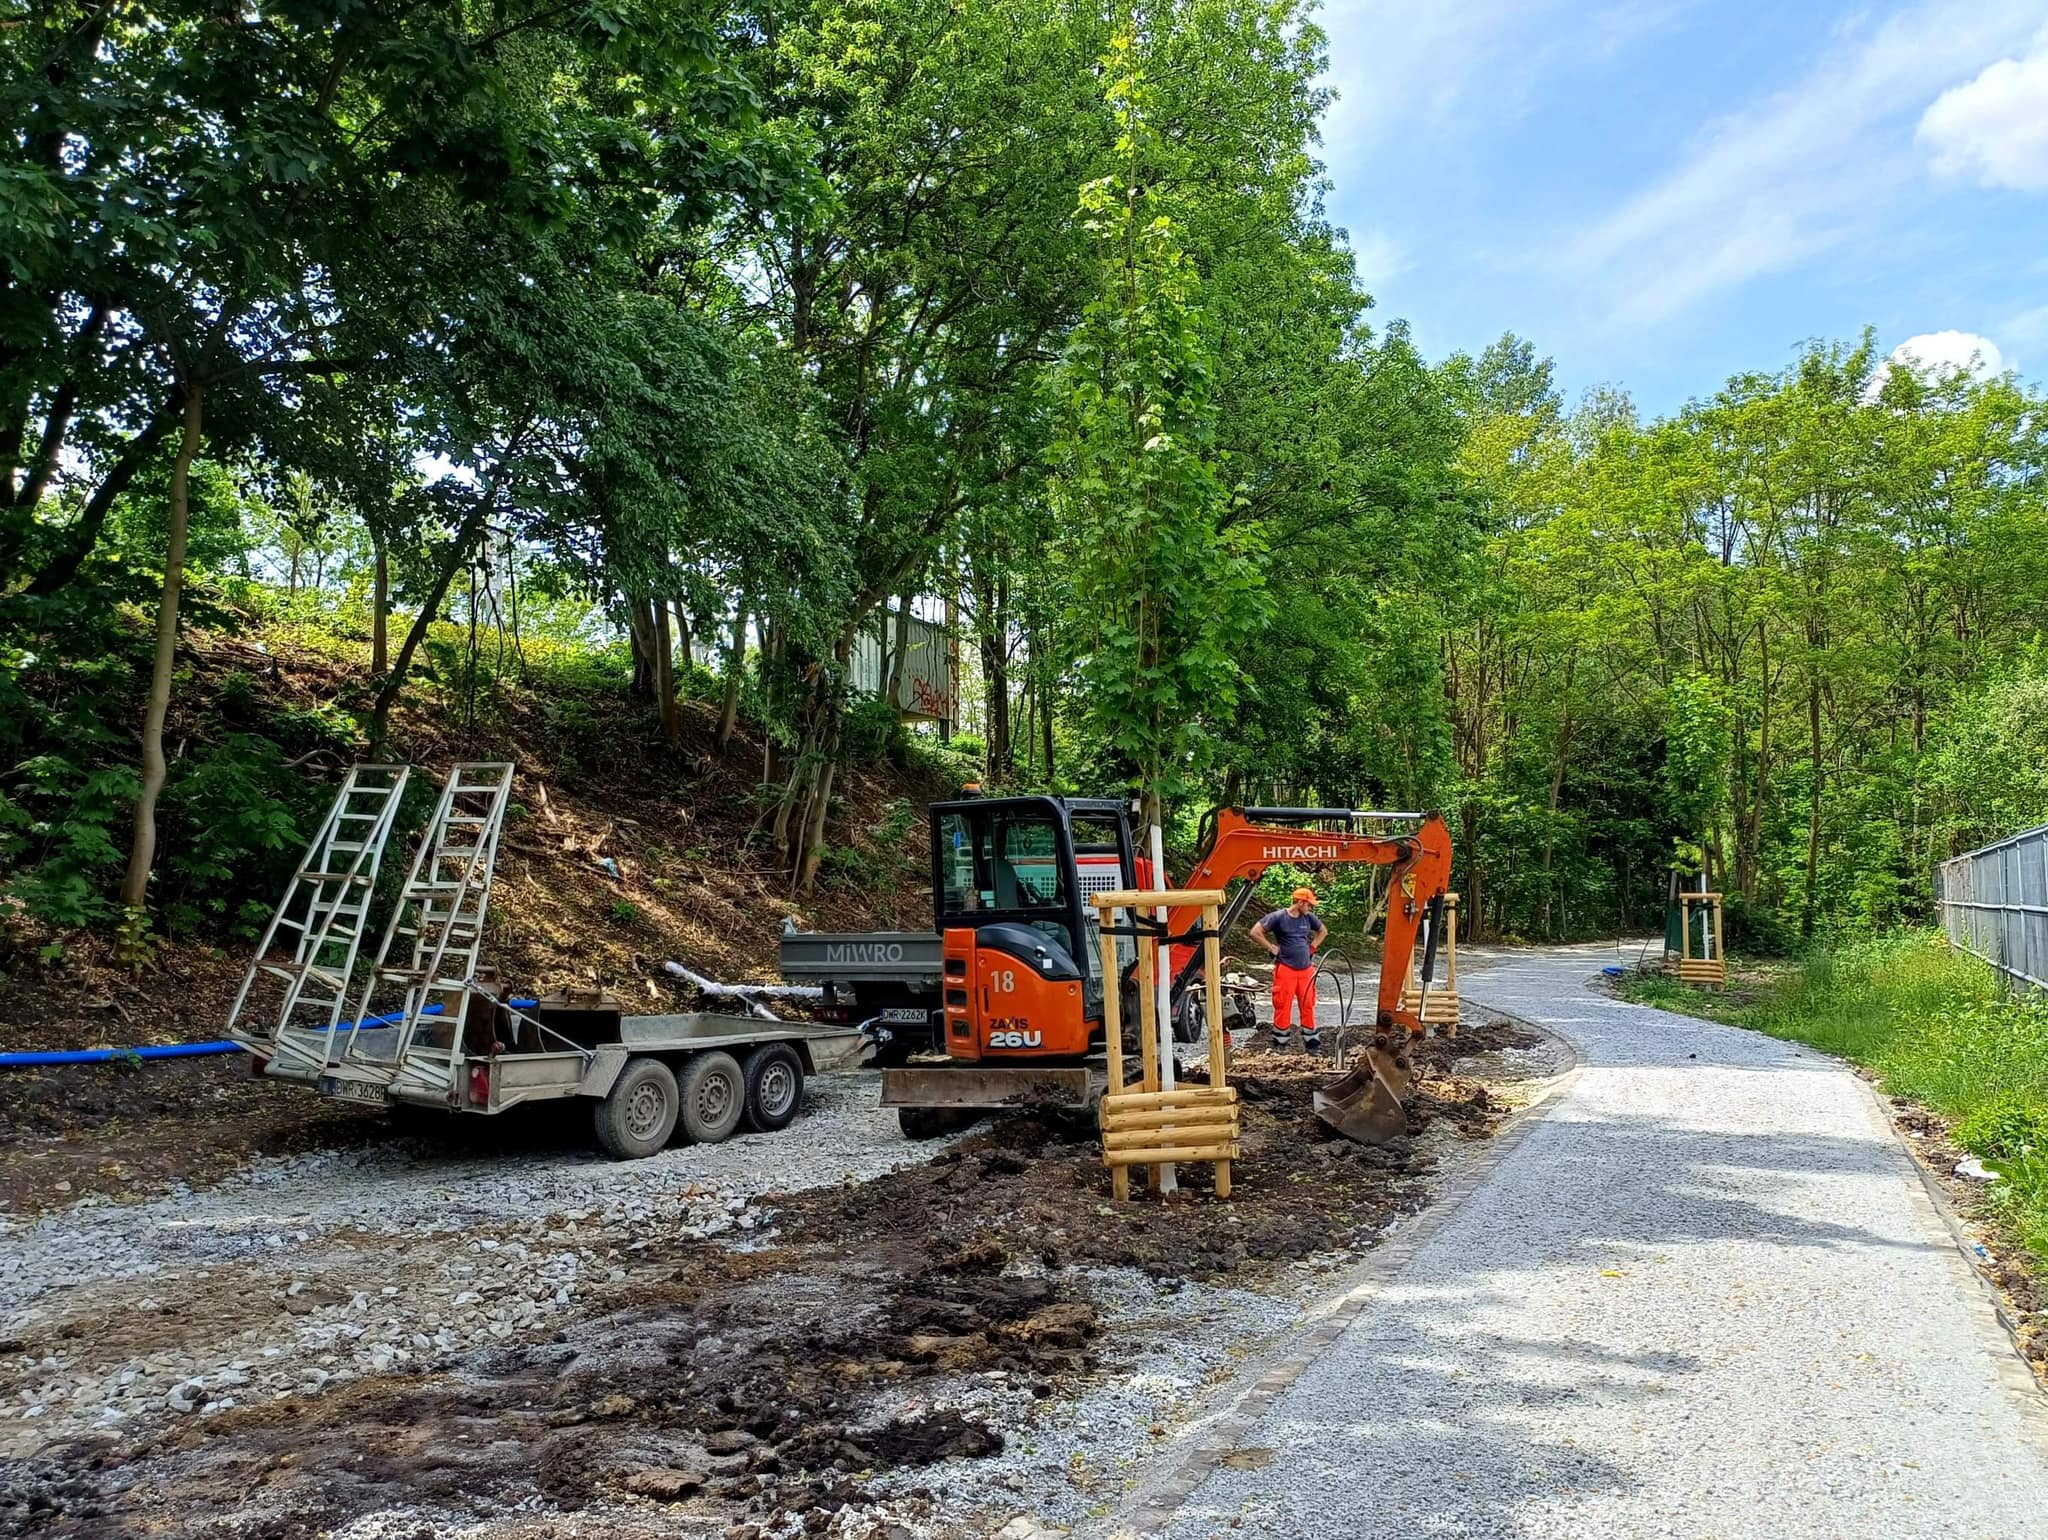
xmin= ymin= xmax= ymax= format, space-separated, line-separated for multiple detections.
xmin=1317 ymin=1 xmax=1542 ymax=158
xmin=1561 ymin=2 xmax=2046 ymax=324
xmin=1888 ymin=329 xmax=2007 ymax=377
xmin=1918 ymin=36 xmax=2048 ymax=191
xmin=1317 ymin=2 xmax=1689 ymax=168
xmin=1349 ymin=229 xmax=1408 ymax=292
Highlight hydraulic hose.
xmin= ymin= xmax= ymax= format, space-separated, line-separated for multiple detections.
xmin=0 ymin=997 xmax=539 ymax=1070
xmin=0 ymin=1040 xmax=243 ymax=1068
xmin=1312 ymin=943 xmax=1360 ymax=1059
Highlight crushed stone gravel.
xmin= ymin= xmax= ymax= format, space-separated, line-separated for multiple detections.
xmin=1125 ymin=942 xmax=2048 ymax=1540
xmin=0 ymin=1072 xmax=960 ymax=1454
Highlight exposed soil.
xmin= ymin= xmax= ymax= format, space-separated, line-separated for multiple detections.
xmin=1887 ymin=1098 xmax=2048 ymax=1384
xmin=786 ymin=1021 xmax=1531 ymax=1285
xmin=0 ymin=1021 xmax=1543 ymax=1540
xmin=0 ymin=1052 xmax=384 ymax=1221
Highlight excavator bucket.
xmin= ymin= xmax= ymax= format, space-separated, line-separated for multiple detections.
xmin=1313 ymin=1044 xmax=1415 ymax=1145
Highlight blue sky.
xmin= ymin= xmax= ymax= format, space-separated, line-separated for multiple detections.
xmin=1316 ymin=1 xmax=2048 ymax=416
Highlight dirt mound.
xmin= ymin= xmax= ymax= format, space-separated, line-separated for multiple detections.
xmin=780 ymin=1023 xmax=1534 ymax=1284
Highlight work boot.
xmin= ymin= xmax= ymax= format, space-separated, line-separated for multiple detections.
xmin=1302 ymin=1034 xmax=1322 ymax=1056
xmin=1270 ymin=1030 xmax=1291 ymax=1053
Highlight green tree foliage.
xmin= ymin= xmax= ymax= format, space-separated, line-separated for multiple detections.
xmin=2 ymin=1 xmax=2045 ymax=953
xmin=1441 ymin=334 xmax=2048 ymax=942
xmin=1052 ymin=24 xmax=1261 ymax=824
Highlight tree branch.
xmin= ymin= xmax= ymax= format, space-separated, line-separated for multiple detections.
xmin=21 ymin=390 xmax=184 ymax=595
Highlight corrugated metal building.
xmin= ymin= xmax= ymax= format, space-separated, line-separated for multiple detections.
xmin=849 ymin=609 xmax=954 ymax=726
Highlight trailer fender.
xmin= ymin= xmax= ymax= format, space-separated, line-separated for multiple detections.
xmin=579 ymin=1047 xmax=631 ymax=1099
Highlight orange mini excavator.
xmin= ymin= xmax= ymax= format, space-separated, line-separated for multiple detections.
xmin=865 ymin=795 xmax=1454 ymax=1141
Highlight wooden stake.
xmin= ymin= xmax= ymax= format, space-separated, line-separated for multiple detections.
xmin=1444 ymin=893 xmax=1460 ymax=1037
xmin=1100 ymin=924 xmax=1128 ymax=1202
xmin=1202 ymin=902 xmax=1231 ymax=1197
xmin=1134 ymin=933 xmax=1162 ymax=1189
xmin=1091 ymin=887 xmax=1235 ymax=1201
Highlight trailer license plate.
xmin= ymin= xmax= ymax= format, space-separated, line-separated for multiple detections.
xmin=880 ymin=1007 xmax=928 ymax=1023
xmin=319 ymin=1076 xmax=387 ymax=1107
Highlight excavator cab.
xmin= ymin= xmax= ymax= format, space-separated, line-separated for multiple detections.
xmin=928 ymin=795 xmax=1136 ymax=1062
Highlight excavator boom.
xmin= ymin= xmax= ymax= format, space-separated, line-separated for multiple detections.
xmin=1166 ymin=807 xmax=1454 ymax=1040
xmin=870 ymin=794 xmax=1454 ymax=1145
xmin=1162 ymin=807 xmax=1455 ymax=1147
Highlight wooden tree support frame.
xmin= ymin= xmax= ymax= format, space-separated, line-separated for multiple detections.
xmin=1400 ymin=891 xmax=1462 ymax=1034
xmin=1677 ymin=891 xmax=1726 ymax=987
xmin=1093 ymin=889 xmax=1239 ymax=1201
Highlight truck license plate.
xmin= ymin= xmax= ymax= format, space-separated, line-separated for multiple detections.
xmin=880 ymin=1007 xmax=929 ymax=1023
xmin=318 ymin=1075 xmax=387 ymax=1107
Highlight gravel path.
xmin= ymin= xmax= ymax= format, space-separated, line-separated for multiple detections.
xmin=1123 ymin=942 xmax=2048 ymax=1540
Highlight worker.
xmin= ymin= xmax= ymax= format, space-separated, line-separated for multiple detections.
xmin=1252 ymin=887 xmax=1326 ymax=1052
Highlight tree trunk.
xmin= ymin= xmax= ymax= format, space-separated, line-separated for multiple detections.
xmin=25 ymin=393 xmax=182 ymax=594
xmin=371 ymin=537 xmax=390 ymax=679
xmin=119 ymin=383 xmax=203 ymax=915
xmin=625 ymin=597 xmax=658 ymax=702
xmin=941 ymin=576 xmax=959 ymax=743
xmin=653 ymin=595 xmax=681 ymax=747
xmin=794 ymin=747 xmax=839 ymax=895
xmin=1803 ymin=680 xmax=1822 ymax=938
xmin=674 ymin=600 xmax=693 ymax=671
xmin=1461 ymin=801 xmax=1485 ymax=944
xmin=716 ymin=607 xmax=748 ymax=751
xmin=1538 ymin=654 xmax=1577 ymax=938
xmin=1041 ymin=666 xmax=1055 ymax=782
xmin=762 ymin=622 xmax=786 ymax=789
xmin=790 ymin=628 xmax=856 ymax=893
xmin=368 ymin=473 xmax=506 ymax=752
xmin=885 ymin=594 xmax=913 ymax=711
xmin=978 ymin=630 xmax=1009 ymax=780
xmin=976 ymin=571 xmax=1012 ymax=780
xmin=1735 ymin=623 xmax=1770 ymax=902
xmin=1022 ymin=658 xmax=1036 ymax=778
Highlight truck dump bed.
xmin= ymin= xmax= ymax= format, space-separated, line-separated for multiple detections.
xmin=776 ymin=930 xmax=944 ymax=985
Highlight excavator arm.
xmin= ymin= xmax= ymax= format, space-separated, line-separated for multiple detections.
xmin=1165 ymin=807 xmax=1454 ymax=1039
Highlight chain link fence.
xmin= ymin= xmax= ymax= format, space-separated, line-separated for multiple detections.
xmin=1937 ymin=823 xmax=2048 ymax=994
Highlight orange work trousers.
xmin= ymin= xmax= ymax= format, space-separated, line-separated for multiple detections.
xmin=1271 ymin=962 xmax=1318 ymax=1037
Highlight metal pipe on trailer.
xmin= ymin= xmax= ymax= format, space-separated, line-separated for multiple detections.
xmin=660 ymin=959 xmax=824 ymax=1021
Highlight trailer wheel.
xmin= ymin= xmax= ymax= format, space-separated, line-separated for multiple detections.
xmin=594 ymin=1056 xmax=678 ymax=1159
xmin=677 ymin=1051 xmax=746 ymax=1144
xmin=742 ymin=1043 xmax=805 ymax=1132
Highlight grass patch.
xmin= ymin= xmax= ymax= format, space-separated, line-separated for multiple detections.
xmin=1622 ymin=932 xmax=2048 ymax=1262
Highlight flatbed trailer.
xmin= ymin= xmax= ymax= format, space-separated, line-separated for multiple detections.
xmin=246 ymin=1000 xmax=867 ymax=1160
xmin=228 ymin=761 xmax=873 ymax=1159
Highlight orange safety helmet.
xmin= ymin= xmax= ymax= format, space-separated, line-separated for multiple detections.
xmin=1290 ymin=886 xmax=1318 ymax=906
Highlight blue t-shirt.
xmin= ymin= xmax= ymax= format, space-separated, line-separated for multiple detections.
xmin=1259 ymin=909 xmax=1324 ymax=970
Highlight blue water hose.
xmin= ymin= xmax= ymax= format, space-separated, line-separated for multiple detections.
xmin=0 ymin=997 xmax=540 ymax=1069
